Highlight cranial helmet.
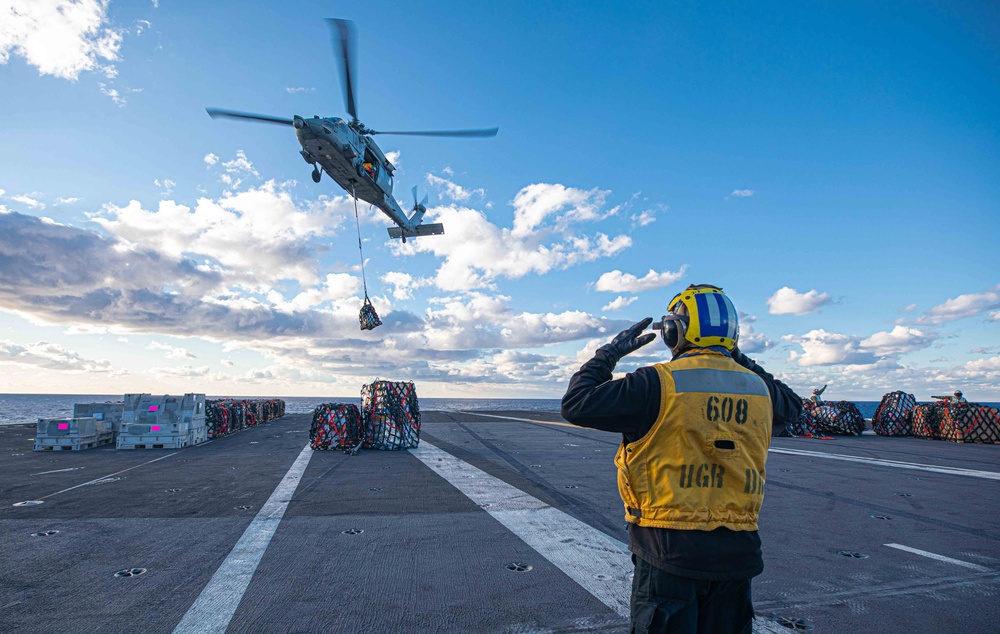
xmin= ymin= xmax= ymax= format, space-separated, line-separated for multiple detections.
xmin=654 ymin=284 xmax=739 ymax=351
xmin=955 ymin=390 xmax=963 ymax=397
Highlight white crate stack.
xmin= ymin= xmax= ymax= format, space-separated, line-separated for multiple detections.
xmin=34 ymin=416 xmax=116 ymax=451
xmin=116 ymin=393 xmax=208 ymax=450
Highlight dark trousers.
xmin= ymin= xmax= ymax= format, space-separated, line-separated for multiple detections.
xmin=630 ymin=554 xmax=753 ymax=634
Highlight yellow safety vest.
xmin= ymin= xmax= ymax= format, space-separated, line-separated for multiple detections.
xmin=615 ymin=349 xmax=773 ymax=531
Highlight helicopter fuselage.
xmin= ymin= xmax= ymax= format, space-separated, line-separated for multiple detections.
xmin=293 ymin=115 xmax=442 ymax=240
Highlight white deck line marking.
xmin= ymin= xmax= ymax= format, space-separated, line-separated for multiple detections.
xmin=37 ymin=452 xmax=179 ymax=500
xmin=172 ymin=444 xmax=313 ymax=634
xmin=769 ymin=447 xmax=1000 ymax=480
xmin=884 ymin=543 xmax=991 ymax=572
xmin=412 ymin=440 xmax=632 ymax=619
xmin=457 ymin=412 xmax=1000 ymax=481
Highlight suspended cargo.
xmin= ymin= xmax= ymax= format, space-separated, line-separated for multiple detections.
xmin=872 ymin=391 xmax=916 ymax=437
xmin=117 ymin=394 xmax=207 ymax=449
xmin=34 ymin=417 xmax=115 ymax=451
xmin=361 ymin=379 xmax=420 ymax=450
xmin=310 ymin=403 xmax=364 ymax=451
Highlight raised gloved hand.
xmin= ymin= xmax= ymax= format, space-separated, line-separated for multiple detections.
xmin=598 ymin=317 xmax=656 ymax=366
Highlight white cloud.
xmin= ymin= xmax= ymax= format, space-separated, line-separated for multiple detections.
xmin=783 ymin=325 xmax=935 ymax=367
xmin=147 ymin=341 xmax=197 ymax=359
xmin=0 ymin=0 xmax=124 ymax=81
xmin=11 ymin=194 xmax=44 ymax=209
xmin=285 ymin=87 xmax=314 ymax=94
xmin=56 ymin=197 xmax=81 ymax=205
xmin=601 ymin=296 xmax=638 ymax=312
xmin=220 ymin=359 xmax=234 ymax=367
xmin=222 ymin=150 xmax=259 ymax=178
xmin=510 ymin=183 xmax=613 ymax=238
xmin=728 ymin=189 xmax=755 ymax=198
xmin=630 ymin=209 xmax=656 ymax=227
xmin=594 ymin=267 xmax=687 ymax=293
xmin=859 ymin=325 xmax=934 ymax=357
xmin=382 ymin=271 xmax=431 ymax=301
xmin=203 ymin=153 xmax=219 ymax=166
xmin=395 ymin=189 xmax=632 ymax=292
xmin=0 ymin=339 xmax=118 ymax=373
xmin=917 ymin=287 xmax=1000 ymax=325
xmin=783 ymin=329 xmax=875 ymax=367
xmin=426 ymin=173 xmax=484 ymax=202
xmin=99 ymin=82 xmax=125 ymax=105
xmin=89 ymin=180 xmax=349 ymax=287
xmin=153 ymin=178 xmax=176 ymax=195
xmin=991 ymin=311 xmax=1000 ymax=322
xmin=267 ymin=273 xmax=361 ymax=312
xmin=385 ymin=151 xmax=400 ymax=166
xmin=766 ymin=286 xmax=831 ymax=315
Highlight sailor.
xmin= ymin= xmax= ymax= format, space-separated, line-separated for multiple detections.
xmin=810 ymin=384 xmax=827 ymax=403
xmin=931 ymin=390 xmax=967 ymax=404
xmin=562 ymin=284 xmax=802 ymax=634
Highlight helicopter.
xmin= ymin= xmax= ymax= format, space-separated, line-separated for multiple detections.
xmin=206 ymin=19 xmax=498 ymax=242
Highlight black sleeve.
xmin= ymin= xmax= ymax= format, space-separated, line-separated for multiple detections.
xmin=560 ymin=348 xmax=661 ymax=442
xmin=736 ymin=356 xmax=803 ymax=436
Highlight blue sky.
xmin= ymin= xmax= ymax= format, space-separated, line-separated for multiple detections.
xmin=1 ymin=0 xmax=998 ymax=400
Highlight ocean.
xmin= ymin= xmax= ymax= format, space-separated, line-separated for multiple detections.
xmin=1 ymin=393 xmax=996 ymax=427
xmin=0 ymin=394 xmax=563 ymax=426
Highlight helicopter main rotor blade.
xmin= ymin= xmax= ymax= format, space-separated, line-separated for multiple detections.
xmin=206 ymin=108 xmax=293 ymax=126
xmin=369 ymin=127 xmax=499 ymax=138
xmin=327 ymin=19 xmax=358 ymax=122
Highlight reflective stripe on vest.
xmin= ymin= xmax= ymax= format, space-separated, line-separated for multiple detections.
xmin=615 ymin=350 xmax=773 ymax=531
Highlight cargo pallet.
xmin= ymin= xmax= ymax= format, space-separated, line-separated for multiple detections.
xmin=35 ymin=434 xmax=115 ymax=451
xmin=34 ymin=417 xmax=116 ymax=452
xmin=117 ymin=425 xmax=208 ymax=450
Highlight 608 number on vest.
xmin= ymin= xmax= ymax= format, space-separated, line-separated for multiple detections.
xmin=705 ymin=395 xmax=749 ymax=424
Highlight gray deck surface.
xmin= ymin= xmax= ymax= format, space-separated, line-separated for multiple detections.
xmin=1 ymin=410 xmax=998 ymax=633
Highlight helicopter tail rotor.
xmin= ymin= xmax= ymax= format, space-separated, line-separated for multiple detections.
xmin=409 ymin=185 xmax=430 ymax=224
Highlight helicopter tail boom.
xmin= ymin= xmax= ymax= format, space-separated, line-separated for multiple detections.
xmin=387 ymin=223 xmax=444 ymax=241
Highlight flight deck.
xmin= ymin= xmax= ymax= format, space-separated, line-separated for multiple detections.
xmin=1 ymin=411 xmax=998 ymax=633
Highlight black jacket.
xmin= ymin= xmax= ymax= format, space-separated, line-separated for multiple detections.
xmin=561 ymin=346 xmax=803 ymax=580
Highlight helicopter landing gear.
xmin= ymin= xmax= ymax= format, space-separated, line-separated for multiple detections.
xmin=311 ymin=167 xmax=322 ymax=183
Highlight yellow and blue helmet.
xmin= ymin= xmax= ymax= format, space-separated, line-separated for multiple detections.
xmin=656 ymin=284 xmax=739 ymax=351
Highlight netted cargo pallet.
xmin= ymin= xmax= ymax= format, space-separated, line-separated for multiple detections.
xmin=805 ymin=401 xmax=864 ymax=436
xmin=206 ymin=398 xmax=287 ymax=438
xmin=34 ymin=417 xmax=115 ymax=451
xmin=912 ymin=404 xmax=943 ymax=439
xmin=361 ymin=380 xmax=420 ymax=450
xmin=938 ymin=404 xmax=1000 ymax=444
xmin=310 ymin=403 xmax=365 ymax=451
xmin=872 ymin=391 xmax=916 ymax=436
xmin=781 ymin=401 xmax=819 ymax=437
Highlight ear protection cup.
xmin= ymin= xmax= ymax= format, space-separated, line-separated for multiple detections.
xmin=659 ymin=316 xmax=686 ymax=349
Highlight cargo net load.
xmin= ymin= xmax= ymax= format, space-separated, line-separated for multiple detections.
xmin=803 ymin=400 xmax=865 ymax=436
xmin=783 ymin=403 xmax=819 ymax=437
xmin=913 ymin=403 xmax=1000 ymax=444
xmin=310 ymin=403 xmax=364 ymax=452
xmin=872 ymin=391 xmax=916 ymax=436
xmin=362 ymin=379 xmax=420 ymax=450
xmin=206 ymin=398 xmax=286 ymax=439
xmin=360 ymin=296 xmax=382 ymax=331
